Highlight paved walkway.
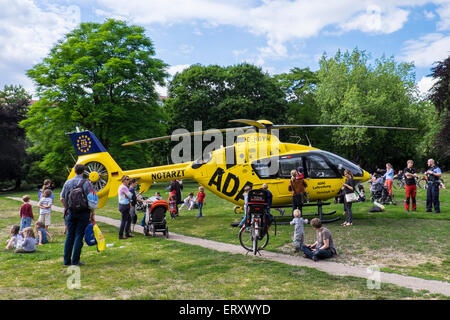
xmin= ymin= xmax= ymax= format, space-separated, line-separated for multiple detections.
xmin=6 ymin=197 xmax=450 ymax=296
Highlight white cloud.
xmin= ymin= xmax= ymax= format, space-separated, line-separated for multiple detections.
xmin=0 ymin=0 xmax=80 ymax=92
xmin=436 ymin=2 xmax=450 ymax=30
xmin=400 ymin=33 xmax=450 ymax=67
xmin=167 ymin=64 xmax=191 ymax=76
xmin=416 ymin=76 xmax=436 ymax=96
xmin=155 ymin=64 xmax=191 ymax=96
xmin=424 ymin=10 xmax=436 ymax=19
xmin=340 ymin=4 xmax=410 ymax=33
xmin=95 ymin=0 xmax=442 ymax=66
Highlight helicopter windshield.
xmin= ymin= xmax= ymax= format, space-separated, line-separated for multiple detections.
xmin=304 ymin=154 xmax=339 ymax=178
xmin=252 ymin=151 xmax=363 ymax=179
xmin=319 ymin=151 xmax=363 ymax=177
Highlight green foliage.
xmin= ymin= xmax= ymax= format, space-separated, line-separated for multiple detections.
xmin=0 ymin=85 xmax=31 ymax=189
xmin=274 ymin=67 xmax=330 ymax=146
xmin=164 ymin=63 xmax=288 ymax=133
xmin=314 ymin=49 xmax=438 ymax=170
xmin=22 ymin=19 xmax=169 ymax=180
xmin=429 ymin=55 xmax=450 ymax=168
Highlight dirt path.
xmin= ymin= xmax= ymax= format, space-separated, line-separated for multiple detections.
xmin=7 ymin=197 xmax=450 ymax=296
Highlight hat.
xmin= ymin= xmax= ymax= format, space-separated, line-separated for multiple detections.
xmin=297 ymin=166 xmax=304 ymax=173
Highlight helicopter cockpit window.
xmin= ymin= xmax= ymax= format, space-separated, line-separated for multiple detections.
xmin=304 ymin=154 xmax=339 ymax=178
xmin=191 ymin=151 xmax=213 ymax=169
xmin=251 ymin=157 xmax=279 ymax=179
xmin=279 ymin=156 xmax=303 ymax=179
xmin=320 ymin=151 xmax=363 ymax=177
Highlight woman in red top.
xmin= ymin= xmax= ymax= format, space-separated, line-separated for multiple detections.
xmin=20 ymin=195 xmax=34 ymax=231
xmin=197 ymin=186 xmax=206 ymax=218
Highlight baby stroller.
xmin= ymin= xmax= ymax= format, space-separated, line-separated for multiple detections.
xmin=142 ymin=200 xmax=169 ymax=238
xmin=370 ymin=175 xmax=394 ymax=204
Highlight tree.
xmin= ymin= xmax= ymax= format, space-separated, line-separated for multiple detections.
xmin=274 ymin=67 xmax=329 ymax=147
xmin=0 ymin=85 xmax=31 ymax=189
xmin=165 ymin=63 xmax=288 ymax=133
xmin=314 ymin=48 xmax=436 ymax=170
xmin=22 ymin=19 xmax=168 ymax=181
xmin=429 ymin=55 xmax=450 ymax=168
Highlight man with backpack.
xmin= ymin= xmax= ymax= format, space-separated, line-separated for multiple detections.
xmin=60 ymin=164 xmax=95 ymax=266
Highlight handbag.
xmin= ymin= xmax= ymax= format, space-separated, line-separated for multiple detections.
xmin=345 ymin=192 xmax=358 ymax=203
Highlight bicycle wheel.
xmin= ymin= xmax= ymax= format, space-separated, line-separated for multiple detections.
xmin=393 ymin=180 xmax=403 ymax=189
xmin=418 ymin=179 xmax=427 ymax=189
xmin=239 ymin=226 xmax=254 ymax=252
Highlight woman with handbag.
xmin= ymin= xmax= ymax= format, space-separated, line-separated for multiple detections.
xmin=341 ymin=170 xmax=356 ymax=226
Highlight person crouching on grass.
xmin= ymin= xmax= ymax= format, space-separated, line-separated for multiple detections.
xmin=301 ymin=218 xmax=337 ymax=261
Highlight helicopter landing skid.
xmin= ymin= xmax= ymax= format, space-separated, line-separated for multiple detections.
xmin=273 ymin=200 xmax=341 ymax=224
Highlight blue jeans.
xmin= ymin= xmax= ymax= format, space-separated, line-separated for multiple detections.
xmin=197 ymin=202 xmax=203 ymax=217
xmin=301 ymin=244 xmax=333 ymax=260
xmin=20 ymin=217 xmax=32 ymax=231
xmin=64 ymin=209 xmax=90 ymax=265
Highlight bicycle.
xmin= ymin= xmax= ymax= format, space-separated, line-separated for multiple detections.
xmin=420 ymin=178 xmax=445 ymax=189
xmin=239 ymin=211 xmax=269 ymax=255
xmin=393 ymin=177 xmax=405 ymax=189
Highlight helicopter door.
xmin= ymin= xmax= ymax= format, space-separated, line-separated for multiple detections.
xmin=303 ymin=154 xmax=342 ymax=200
xmin=274 ymin=155 xmax=304 ymax=203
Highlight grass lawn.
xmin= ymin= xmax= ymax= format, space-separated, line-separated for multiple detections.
xmin=0 ymin=174 xmax=449 ymax=300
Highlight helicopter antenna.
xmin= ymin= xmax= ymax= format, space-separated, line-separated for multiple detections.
xmin=305 ymin=134 xmax=312 ymax=147
xmin=290 ymin=135 xmax=302 ymax=144
xmin=69 ymin=152 xmax=77 ymax=164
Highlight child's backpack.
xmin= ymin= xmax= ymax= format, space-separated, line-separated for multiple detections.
xmin=87 ymin=185 xmax=99 ymax=209
xmin=84 ymin=223 xmax=97 ymax=246
xmin=68 ymin=179 xmax=89 ymax=213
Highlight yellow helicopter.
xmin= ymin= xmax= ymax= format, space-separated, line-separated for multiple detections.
xmin=66 ymin=119 xmax=417 ymax=217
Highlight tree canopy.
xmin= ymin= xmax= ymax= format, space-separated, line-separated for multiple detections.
xmin=0 ymin=85 xmax=31 ymax=189
xmin=313 ymin=49 xmax=437 ymax=170
xmin=429 ymin=55 xmax=450 ymax=166
xmin=22 ymin=19 xmax=168 ymax=180
xmin=164 ymin=63 xmax=288 ymax=133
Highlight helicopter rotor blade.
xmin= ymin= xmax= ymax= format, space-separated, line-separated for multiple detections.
xmin=122 ymin=126 xmax=255 ymax=146
xmin=228 ymin=119 xmax=267 ymax=129
xmin=271 ymin=124 xmax=418 ymax=131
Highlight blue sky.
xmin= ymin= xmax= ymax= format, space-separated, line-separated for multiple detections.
xmin=1 ymin=0 xmax=449 ymax=97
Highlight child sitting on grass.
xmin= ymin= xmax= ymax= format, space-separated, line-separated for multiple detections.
xmin=290 ymin=209 xmax=309 ymax=253
xmin=35 ymin=221 xmax=52 ymax=245
xmin=5 ymin=225 xmax=22 ymax=250
xmin=15 ymin=227 xmax=36 ymax=253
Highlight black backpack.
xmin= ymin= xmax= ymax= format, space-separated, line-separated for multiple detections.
xmin=68 ymin=179 xmax=89 ymax=213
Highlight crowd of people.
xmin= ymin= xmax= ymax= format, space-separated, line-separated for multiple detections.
xmin=5 ymin=158 xmax=444 ymax=265
xmin=6 ymin=180 xmax=55 ymax=253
